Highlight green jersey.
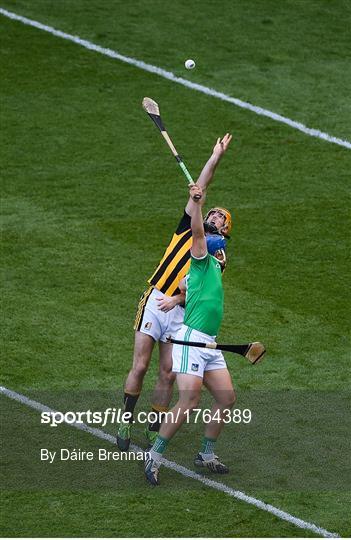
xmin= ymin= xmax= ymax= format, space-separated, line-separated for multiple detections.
xmin=184 ymin=253 xmax=224 ymax=336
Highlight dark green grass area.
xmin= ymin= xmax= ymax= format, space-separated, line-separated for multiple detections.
xmin=1 ymin=0 xmax=351 ymax=140
xmin=1 ymin=491 xmax=319 ymax=539
xmin=1 ymin=0 xmax=350 ymax=537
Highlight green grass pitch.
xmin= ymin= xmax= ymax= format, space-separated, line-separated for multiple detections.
xmin=1 ymin=0 xmax=350 ymax=537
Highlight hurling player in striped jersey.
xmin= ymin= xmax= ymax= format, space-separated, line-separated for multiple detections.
xmin=117 ymin=134 xmax=233 ymax=451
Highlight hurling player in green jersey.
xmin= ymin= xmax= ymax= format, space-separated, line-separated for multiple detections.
xmin=145 ymin=184 xmax=236 ymax=485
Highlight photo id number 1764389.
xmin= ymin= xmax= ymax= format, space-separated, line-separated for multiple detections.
xmin=184 ymin=408 xmax=252 ymax=424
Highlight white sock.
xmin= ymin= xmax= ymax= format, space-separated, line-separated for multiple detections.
xmin=199 ymin=451 xmax=215 ymax=462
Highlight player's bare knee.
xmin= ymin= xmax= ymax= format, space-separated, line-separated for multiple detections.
xmin=132 ymin=360 xmax=149 ymax=381
xmin=224 ymin=390 xmax=236 ymax=409
xmin=158 ymin=367 xmax=176 ymax=387
xmin=217 ymin=390 xmax=236 ymax=409
xmin=180 ymin=393 xmax=200 ymax=411
xmin=227 ymin=395 xmax=236 ymax=409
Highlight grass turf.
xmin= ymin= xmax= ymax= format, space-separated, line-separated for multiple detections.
xmin=1 ymin=0 xmax=350 ymax=537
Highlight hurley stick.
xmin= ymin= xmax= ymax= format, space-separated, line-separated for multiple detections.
xmin=167 ymin=337 xmax=266 ymax=365
xmin=142 ymin=97 xmax=200 ymax=198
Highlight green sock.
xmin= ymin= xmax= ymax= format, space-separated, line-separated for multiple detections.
xmin=152 ymin=435 xmax=169 ymax=455
xmin=200 ymin=436 xmax=217 ymax=455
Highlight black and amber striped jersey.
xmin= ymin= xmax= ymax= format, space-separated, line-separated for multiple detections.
xmin=148 ymin=211 xmax=193 ymax=297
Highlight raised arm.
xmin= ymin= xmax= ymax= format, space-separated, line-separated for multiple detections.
xmin=189 ymin=185 xmax=207 ymax=259
xmin=185 ymin=133 xmax=232 ymax=216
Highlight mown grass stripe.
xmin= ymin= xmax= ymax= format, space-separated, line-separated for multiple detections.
xmin=0 ymin=7 xmax=350 ymax=150
xmin=0 ymin=386 xmax=340 ymax=538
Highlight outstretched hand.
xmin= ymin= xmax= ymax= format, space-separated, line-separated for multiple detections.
xmin=213 ymin=133 xmax=233 ymax=157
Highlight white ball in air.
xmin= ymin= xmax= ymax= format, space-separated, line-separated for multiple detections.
xmin=185 ymin=59 xmax=196 ymax=70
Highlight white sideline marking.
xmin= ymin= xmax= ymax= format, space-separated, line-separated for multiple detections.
xmin=0 ymin=386 xmax=340 ymax=538
xmin=1 ymin=7 xmax=351 ymax=151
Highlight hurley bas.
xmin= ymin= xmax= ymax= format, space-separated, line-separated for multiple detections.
xmin=40 ymin=448 xmax=148 ymax=463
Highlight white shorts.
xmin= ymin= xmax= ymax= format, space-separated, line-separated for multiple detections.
xmin=172 ymin=324 xmax=227 ymax=378
xmin=134 ymin=287 xmax=185 ymax=343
